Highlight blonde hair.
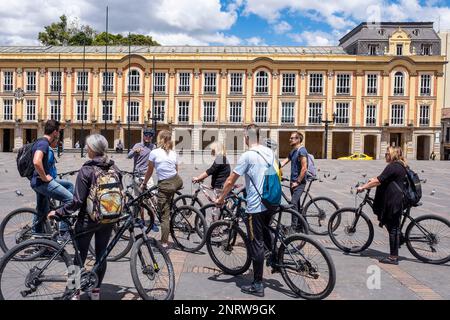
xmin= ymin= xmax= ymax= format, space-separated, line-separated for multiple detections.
xmin=386 ymin=146 xmax=407 ymax=167
xmin=157 ymin=130 xmax=173 ymax=153
xmin=210 ymin=142 xmax=226 ymax=156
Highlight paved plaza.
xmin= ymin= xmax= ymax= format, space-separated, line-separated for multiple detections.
xmin=0 ymin=152 xmax=449 ymax=300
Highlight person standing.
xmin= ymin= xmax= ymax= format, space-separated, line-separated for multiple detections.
xmin=357 ymin=146 xmax=408 ymax=265
xmin=31 ymin=120 xmax=74 ymax=240
xmin=141 ymin=130 xmax=183 ymax=248
xmin=128 ymin=129 xmax=156 ymax=188
xmin=216 ymin=124 xmax=276 ymax=297
xmin=280 ymin=131 xmax=308 ymax=216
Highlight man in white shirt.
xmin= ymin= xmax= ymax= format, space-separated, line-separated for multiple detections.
xmin=216 ymin=124 xmax=275 ymax=297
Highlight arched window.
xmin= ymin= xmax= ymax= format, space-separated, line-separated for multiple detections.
xmin=128 ymin=69 xmax=140 ymax=92
xmin=255 ymin=70 xmax=268 ymax=94
xmin=393 ymin=71 xmax=404 ymax=96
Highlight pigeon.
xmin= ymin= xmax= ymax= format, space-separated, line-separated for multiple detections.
xmin=328 ymin=173 xmax=331 ymax=177
xmin=422 ymin=179 xmax=427 ymax=184
xmin=319 ymin=178 xmax=323 ymax=183
xmin=350 ymin=187 xmax=354 ymax=194
xmin=318 ymin=168 xmax=321 ymax=172
xmin=362 ymin=173 xmax=367 ymax=178
xmin=324 ymin=174 xmax=327 ymax=178
xmin=332 ymin=176 xmax=337 ymax=180
xmin=15 ymin=190 xmax=24 ymax=196
xmin=430 ymin=189 xmax=435 ymax=196
xmin=5 ymin=169 xmax=8 ymax=173
xmin=421 ymin=170 xmax=425 ymax=173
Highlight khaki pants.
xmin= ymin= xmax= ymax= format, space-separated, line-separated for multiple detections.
xmin=157 ymin=174 xmax=183 ymax=243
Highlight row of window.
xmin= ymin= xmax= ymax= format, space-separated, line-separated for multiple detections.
xmin=1 ymin=98 xmax=431 ymax=127
xmin=0 ymin=70 xmax=434 ymax=97
xmin=367 ymin=43 xmax=433 ymax=56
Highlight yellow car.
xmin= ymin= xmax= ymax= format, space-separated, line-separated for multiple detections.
xmin=338 ymin=153 xmax=374 ymax=160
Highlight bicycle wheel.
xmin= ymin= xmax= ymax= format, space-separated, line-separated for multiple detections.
xmin=173 ymin=194 xmax=204 ymax=211
xmin=405 ymin=214 xmax=450 ymax=264
xmin=206 ymin=220 xmax=251 ymax=275
xmin=200 ymin=203 xmax=234 ymax=226
xmin=273 ymin=208 xmax=310 ymax=239
xmin=328 ymin=208 xmax=374 ymax=253
xmin=170 ymin=205 xmax=207 ymax=252
xmin=278 ymin=234 xmax=336 ymax=300
xmin=130 ymin=237 xmax=175 ymax=300
xmin=89 ymin=222 xmax=134 ymax=262
xmin=303 ymin=197 xmax=339 ymax=235
xmin=0 ymin=239 xmax=73 ymax=300
xmin=0 ymin=208 xmax=52 ymax=254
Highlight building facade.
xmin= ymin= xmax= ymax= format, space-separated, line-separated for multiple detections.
xmin=439 ymin=31 xmax=450 ymax=160
xmin=0 ymin=22 xmax=445 ymax=159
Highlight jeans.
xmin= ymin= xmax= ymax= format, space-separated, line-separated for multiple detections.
xmin=32 ymin=179 xmax=74 ymax=233
xmin=290 ymin=183 xmax=306 ymax=228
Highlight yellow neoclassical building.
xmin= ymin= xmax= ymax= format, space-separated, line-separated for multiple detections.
xmin=0 ymin=22 xmax=446 ymax=159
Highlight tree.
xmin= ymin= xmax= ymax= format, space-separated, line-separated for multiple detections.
xmin=38 ymin=16 xmax=160 ymax=46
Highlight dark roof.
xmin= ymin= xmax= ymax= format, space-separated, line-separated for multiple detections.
xmin=0 ymin=45 xmax=348 ymax=55
xmin=339 ymin=22 xmax=438 ymax=45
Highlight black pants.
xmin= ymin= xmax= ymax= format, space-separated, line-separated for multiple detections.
xmin=75 ymin=219 xmax=113 ymax=288
xmin=244 ymin=211 xmax=274 ymax=283
xmin=385 ymin=215 xmax=401 ymax=257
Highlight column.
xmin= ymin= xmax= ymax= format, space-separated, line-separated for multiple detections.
xmin=92 ymin=69 xmax=99 ymax=123
xmin=193 ymin=68 xmax=200 ymax=124
xmin=39 ymin=68 xmax=46 ymax=120
xmin=271 ymin=70 xmax=279 ymax=126
xmin=245 ymin=70 xmax=253 ymax=123
xmin=168 ymin=69 xmax=176 ymax=124
xmin=381 ymin=72 xmax=389 ymax=126
xmin=219 ymin=70 xmax=227 ymax=123
xmin=409 ymin=73 xmax=417 ymax=126
xmin=355 ymin=71 xmax=364 ymax=126
xmin=116 ymin=70 xmax=123 ymax=124
xmin=299 ymin=71 xmax=306 ymax=125
xmin=65 ymin=69 xmax=73 ymax=122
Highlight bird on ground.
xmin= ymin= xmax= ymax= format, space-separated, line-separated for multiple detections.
xmin=422 ymin=179 xmax=427 ymax=184
xmin=362 ymin=173 xmax=367 ymax=178
xmin=15 ymin=190 xmax=24 ymax=196
xmin=430 ymin=189 xmax=435 ymax=196
xmin=332 ymin=176 xmax=337 ymax=180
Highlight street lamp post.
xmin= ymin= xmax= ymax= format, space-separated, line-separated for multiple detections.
xmin=318 ymin=112 xmax=336 ymax=159
xmin=147 ymin=108 xmax=165 ymax=144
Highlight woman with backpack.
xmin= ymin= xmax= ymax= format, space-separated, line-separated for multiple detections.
xmin=356 ymin=146 xmax=408 ymax=265
xmin=141 ymin=130 xmax=183 ymax=248
xmin=48 ymin=134 xmax=123 ymax=299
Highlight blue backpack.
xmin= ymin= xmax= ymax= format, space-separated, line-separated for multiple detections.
xmin=248 ymin=150 xmax=282 ymax=211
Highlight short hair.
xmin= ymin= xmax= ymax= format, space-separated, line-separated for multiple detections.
xmin=245 ymin=124 xmax=260 ymax=142
xmin=86 ymin=134 xmax=108 ymax=156
xmin=44 ymin=120 xmax=60 ymax=135
xmin=292 ymin=130 xmax=304 ymax=143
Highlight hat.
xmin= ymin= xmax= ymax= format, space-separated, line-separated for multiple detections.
xmin=143 ymin=129 xmax=154 ymax=136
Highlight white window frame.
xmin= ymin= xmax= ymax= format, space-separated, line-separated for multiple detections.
xmin=368 ymin=44 xmax=378 ymax=56
xmin=255 ymin=70 xmax=269 ymax=95
xmin=178 ymin=72 xmax=191 ymax=94
xmin=153 ymin=72 xmax=167 ymax=94
xmin=228 ymin=100 xmax=243 ymax=123
xmin=396 ymin=44 xmax=403 ymax=56
xmin=308 ymin=72 xmax=324 ymax=95
xmin=280 ymin=101 xmax=295 ymax=124
xmin=49 ymin=70 xmax=63 ymax=93
xmin=76 ymin=71 xmax=89 ymax=93
xmin=202 ymin=100 xmax=217 ymax=123
xmin=76 ymin=99 xmax=88 ymax=122
xmin=2 ymin=70 xmax=14 ymax=92
xmin=308 ymin=101 xmax=323 ymax=125
xmin=421 ymin=44 xmax=432 ymax=56
xmin=366 ymin=73 xmax=378 ymax=96
xmin=49 ymin=99 xmax=62 ymax=121
xmin=281 ymin=72 xmax=296 ymax=95
xmin=152 ymin=100 xmax=166 ymax=123
xmin=127 ymin=69 xmax=141 ymax=93
xmin=26 ymin=70 xmax=37 ymax=93
xmin=203 ymin=72 xmax=217 ymax=94
xmin=393 ymin=71 xmax=405 ymax=96
xmin=365 ymin=104 xmax=377 ymax=126
xmin=3 ymin=99 xmax=13 ymax=121
xmin=254 ymin=101 xmax=269 ymax=124
xmin=127 ymin=100 xmax=140 ymax=123
xmin=334 ymin=101 xmax=351 ymax=125
xmin=102 ymin=71 xmax=114 ymax=93
xmin=419 ymin=73 xmax=433 ymax=96
xmin=390 ymin=104 xmax=405 ymax=126
xmin=229 ymin=72 xmax=244 ymax=95
xmin=25 ymin=99 xmax=37 ymax=121
xmin=336 ymin=73 xmax=352 ymax=95
xmin=177 ymin=100 xmax=190 ymax=124
xmin=101 ymin=100 xmax=114 ymax=122
xmin=418 ymin=104 xmax=430 ymax=127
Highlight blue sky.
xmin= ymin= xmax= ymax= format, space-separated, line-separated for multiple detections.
xmin=1 ymin=0 xmax=450 ymax=46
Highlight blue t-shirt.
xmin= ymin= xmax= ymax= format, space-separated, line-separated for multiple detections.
xmin=48 ymin=147 xmax=57 ymax=179
xmin=30 ymin=138 xmax=51 ymax=188
xmin=288 ymin=146 xmax=308 ymax=184
xmin=233 ymin=145 xmax=275 ymax=214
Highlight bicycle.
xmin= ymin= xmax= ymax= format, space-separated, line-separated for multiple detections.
xmin=281 ymin=177 xmax=339 ymax=235
xmin=205 ymin=191 xmax=335 ymax=300
xmin=0 ymin=186 xmax=175 ymax=300
xmin=0 ymin=170 xmax=80 ymax=254
xmin=327 ymin=188 xmax=450 ymax=264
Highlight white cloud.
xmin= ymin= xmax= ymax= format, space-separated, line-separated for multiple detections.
xmin=0 ymin=0 xmax=240 ymax=45
xmin=273 ymin=21 xmax=292 ymax=34
xmin=246 ymin=37 xmax=266 ymax=45
xmin=288 ymin=31 xmax=336 ymax=46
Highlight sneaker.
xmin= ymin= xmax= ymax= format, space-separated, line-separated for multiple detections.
xmin=89 ymin=288 xmax=100 ymax=300
xmin=241 ymin=282 xmax=264 ymax=297
xmin=151 ymin=224 xmax=160 ymax=232
xmin=379 ymin=257 xmax=399 ymax=265
xmin=71 ymin=290 xmax=81 ymax=300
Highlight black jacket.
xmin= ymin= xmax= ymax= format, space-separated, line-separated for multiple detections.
xmin=206 ymin=155 xmax=231 ymax=189
xmin=56 ymin=156 xmax=121 ymax=220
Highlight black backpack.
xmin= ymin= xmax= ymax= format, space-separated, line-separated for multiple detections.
xmin=16 ymin=138 xmax=45 ymax=180
xmin=402 ymin=166 xmax=422 ymax=207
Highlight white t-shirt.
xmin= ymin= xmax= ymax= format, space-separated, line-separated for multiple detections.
xmin=148 ymin=148 xmax=178 ymax=181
